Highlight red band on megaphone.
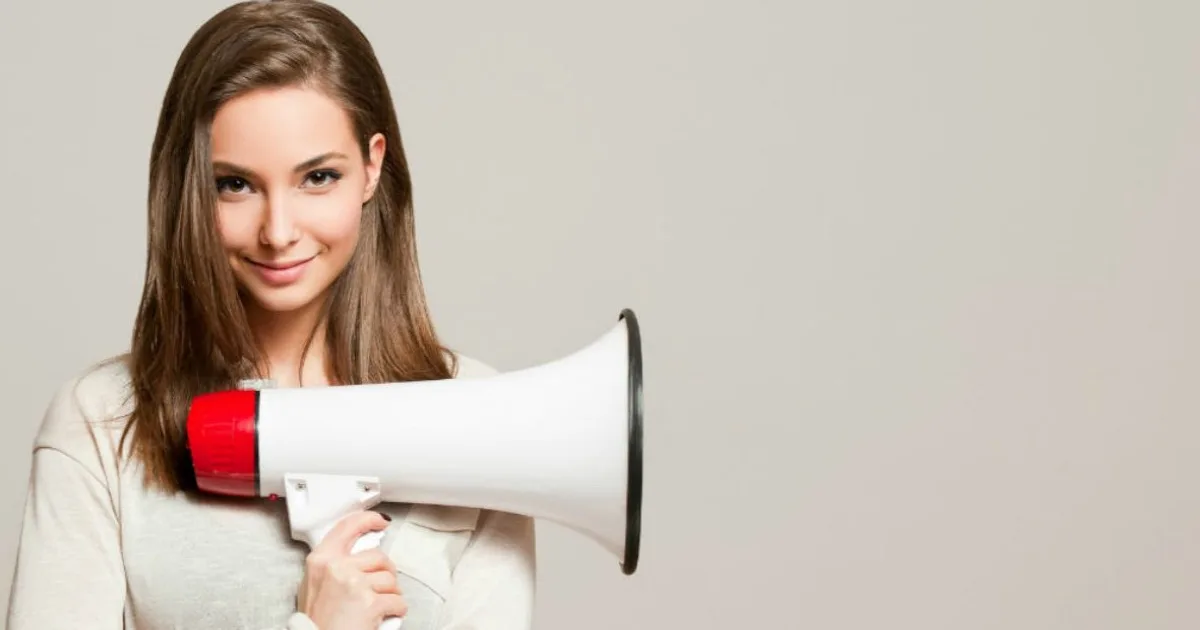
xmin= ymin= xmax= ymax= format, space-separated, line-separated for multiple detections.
xmin=186 ymin=389 xmax=259 ymax=497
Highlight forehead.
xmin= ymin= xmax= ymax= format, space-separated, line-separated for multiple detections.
xmin=210 ymin=86 xmax=358 ymax=169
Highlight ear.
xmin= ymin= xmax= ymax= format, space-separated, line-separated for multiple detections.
xmin=363 ymin=132 xmax=386 ymax=203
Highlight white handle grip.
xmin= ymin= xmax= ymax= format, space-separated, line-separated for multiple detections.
xmin=349 ymin=530 xmax=403 ymax=630
xmin=283 ymin=474 xmax=403 ymax=630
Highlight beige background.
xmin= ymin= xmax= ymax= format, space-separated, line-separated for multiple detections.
xmin=2 ymin=1 xmax=1200 ymax=628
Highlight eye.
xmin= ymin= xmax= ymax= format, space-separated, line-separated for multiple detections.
xmin=304 ymin=169 xmax=343 ymax=188
xmin=216 ymin=176 xmax=253 ymax=195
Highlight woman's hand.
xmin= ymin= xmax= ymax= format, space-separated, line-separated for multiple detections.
xmin=296 ymin=511 xmax=407 ymax=629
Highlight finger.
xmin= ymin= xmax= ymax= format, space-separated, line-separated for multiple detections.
xmin=319 ymin=511 xmax=390 ymax=554
xmin=348 ymin=548 xmax=396 ymax=574
xmin=372 ymin=593 xmax=409 ymax=620
xmin=364 ymin=569 xmax=401 ymax=595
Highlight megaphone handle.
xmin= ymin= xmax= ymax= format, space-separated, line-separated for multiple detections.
xmin=284 ymin=473 xmax=404 ymax=630
xmin=344 ymin=527 xmax=403 ymax=630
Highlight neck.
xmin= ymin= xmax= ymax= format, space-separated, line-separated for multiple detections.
xmin=245 ymin=297 xmax=330 ymax=388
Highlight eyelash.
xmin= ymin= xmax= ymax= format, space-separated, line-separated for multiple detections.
xmin=304 ymin=169 xmax=342 ymax=187
xmin=215 ymin=169 xmax=343 ymax=194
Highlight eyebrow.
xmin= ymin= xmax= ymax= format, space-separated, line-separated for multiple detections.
xmin=212 ymin=151 xmax=349 ymax=177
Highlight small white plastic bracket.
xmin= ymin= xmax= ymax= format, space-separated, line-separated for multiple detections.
xmin=284 ymin=473 xmax=403 ymax=629
xmin=283 ymin=472 xmax=385 ymax=549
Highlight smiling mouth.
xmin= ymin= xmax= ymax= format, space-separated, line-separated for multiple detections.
xmin=246 ymin=255 xmax=317 ymax=270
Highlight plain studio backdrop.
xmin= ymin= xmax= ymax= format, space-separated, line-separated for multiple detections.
xmin=2 ymin=1 xmax=1199 ymax=628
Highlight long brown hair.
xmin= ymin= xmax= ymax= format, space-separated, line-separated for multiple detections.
xmin=123 ymin=0 xmax=457 ymax=493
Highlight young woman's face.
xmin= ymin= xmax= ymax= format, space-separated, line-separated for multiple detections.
xmin=210 ymin=85 xmax=384 ymax=317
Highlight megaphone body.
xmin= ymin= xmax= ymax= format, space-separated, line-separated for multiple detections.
xmin=185 ymin=309 xmax=644 ymax=629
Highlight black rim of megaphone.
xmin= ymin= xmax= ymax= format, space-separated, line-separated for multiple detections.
xmin=620 ymin=308 xmax=643 ymax=576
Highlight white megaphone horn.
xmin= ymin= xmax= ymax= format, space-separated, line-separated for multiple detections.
xmin=184 ymin=308 xmax=644 ymax=628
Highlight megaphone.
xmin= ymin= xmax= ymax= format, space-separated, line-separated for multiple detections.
xmin=184 ymin=308 xmax=644 ymax=628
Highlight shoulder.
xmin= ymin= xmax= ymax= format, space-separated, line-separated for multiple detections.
xmin=447 ymin=351 xmax=501 ymax=379
xmin=32 ymin=354 xmax=133 ymax=472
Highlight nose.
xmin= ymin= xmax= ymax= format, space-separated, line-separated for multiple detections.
xmin=259 ymin=193 xmax=300 ymax=249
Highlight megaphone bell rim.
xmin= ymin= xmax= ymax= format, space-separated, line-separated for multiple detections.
xmin=619 ymin=308 xmax=644 ymax=576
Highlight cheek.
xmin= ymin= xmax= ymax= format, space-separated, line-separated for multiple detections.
xmin=310 ymin=194 xmax=364 ymax=252
xmin=216 ymin=203 xmax=262 ymax=250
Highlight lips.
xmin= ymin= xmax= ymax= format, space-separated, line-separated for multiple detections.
xmin=244 ymin=254 xmax=317 ymax=287
xmin=248 ymin=256 xmax=315 ymax=271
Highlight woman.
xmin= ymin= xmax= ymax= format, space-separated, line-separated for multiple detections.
xmin=6 ymin=1 xmax=536 ymax=629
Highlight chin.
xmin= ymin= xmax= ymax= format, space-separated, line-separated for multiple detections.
xmin=241 ymin=284 xmax=328 ymax=315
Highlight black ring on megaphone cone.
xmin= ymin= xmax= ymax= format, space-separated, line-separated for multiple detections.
xmin=620 ymin=308 xmax=643 ymax=576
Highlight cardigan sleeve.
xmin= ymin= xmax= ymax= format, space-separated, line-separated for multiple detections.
xmin=6 ymin=375 xmax=128 ymax=629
